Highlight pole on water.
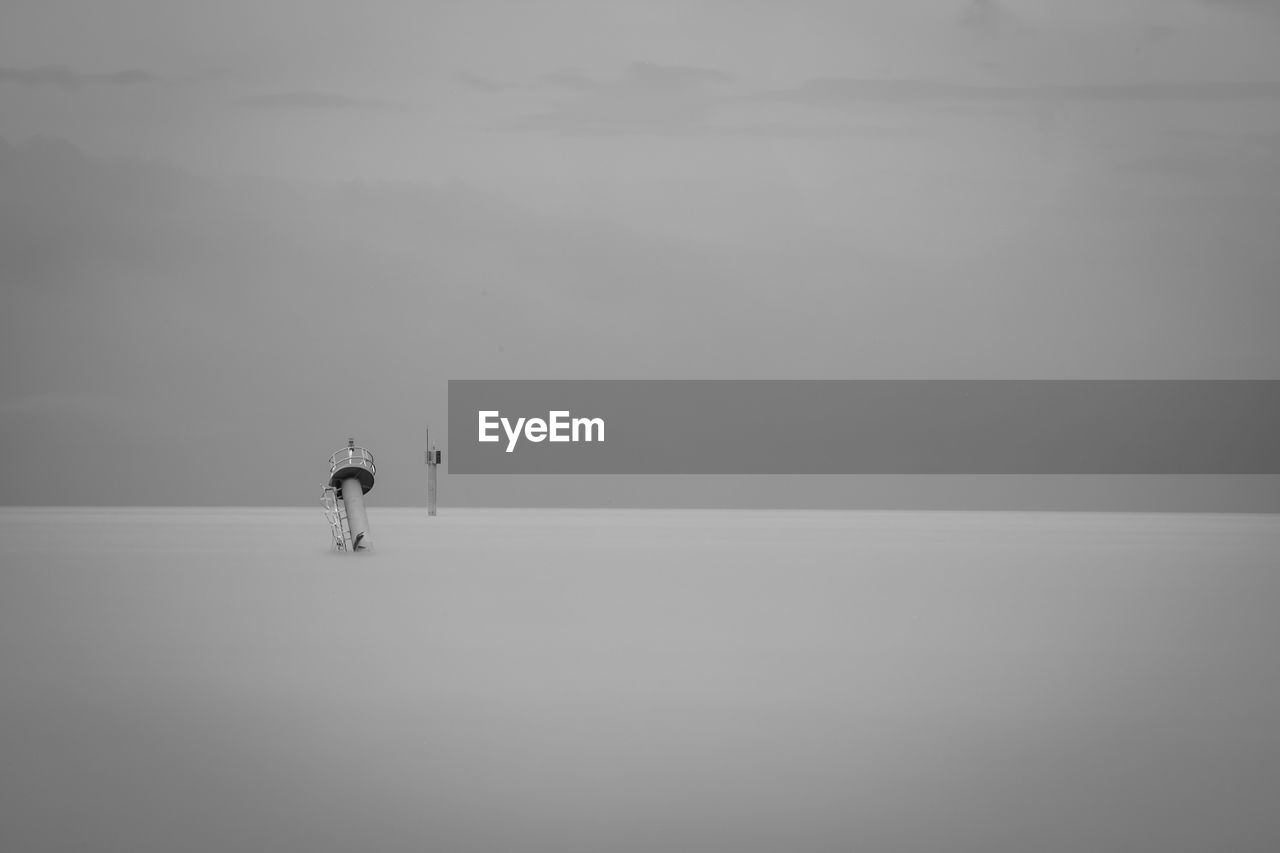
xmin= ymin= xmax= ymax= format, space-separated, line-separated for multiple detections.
xmin=425 ymin=426 xmax=439 ymax=517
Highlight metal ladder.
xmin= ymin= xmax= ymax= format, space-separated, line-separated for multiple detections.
xmin=321 ymin=485 xmax=353 ymax=551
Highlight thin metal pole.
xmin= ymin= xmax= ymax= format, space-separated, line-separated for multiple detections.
xmin=426 ymin=426 xmax=438 ymax=517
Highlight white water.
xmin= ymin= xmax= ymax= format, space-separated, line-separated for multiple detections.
xmin=3 ymin=508 xmax=1279 ymax=852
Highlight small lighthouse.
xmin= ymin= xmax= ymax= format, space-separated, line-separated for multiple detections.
xmin=321 ymin=438 xmax=376 ymax=552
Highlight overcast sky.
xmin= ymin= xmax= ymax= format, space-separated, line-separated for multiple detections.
xmin=2 ymin=0 xmax=1279 ymax=506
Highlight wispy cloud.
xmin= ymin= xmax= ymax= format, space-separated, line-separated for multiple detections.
xmin=541 ymin=68 xmax=596 ymax=91
xmin=506 ymin=61 xmax=1280 ymax=138
xmin=774 ymin=78 xmax=1280 ymax=105
xmin=1201 ymin=0 xmax=1280 ymax=19
xmin=957 ymin=0 xmax=1024 ymax=37
xmin=538 ymin=62 xmax=735 ymax=96
xmin=454 ymin=71 xmax=504 ymax=93
xmin=616 ymin=62 xmax=735 ymax=92
xmin=512 ymin=62 xmax=738 ymax=135
xmin=237 ymin=91 xmax=401 ymax=111
xmin=0 ymin=65 xmax=158 ymax=88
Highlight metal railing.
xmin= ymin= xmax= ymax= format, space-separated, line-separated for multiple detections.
xmin=329 ymin=445 xmax=375 ymax=476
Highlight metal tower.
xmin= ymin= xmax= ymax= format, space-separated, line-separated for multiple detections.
xmin=424 ymin=426 xmax=441 ymax=517
xmin=321 ymin=438 xmax=376 ymax=552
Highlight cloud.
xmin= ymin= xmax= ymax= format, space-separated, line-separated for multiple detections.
xmin=454 ymin=72 xmax=503 ymax=93
xmin=512 ymin=63 xmax=1280 ymax=136
xmin=513 ymin=62 xmax=738 ymax=135
xmin=237 ymin=91 xmax=400 ymax=111
xmin=539 ymin=62 xmax=735 ymax=96
xmin=619 ymin=62 xmax=735 ymax=92
xmin=1059 ymin=81 xmax=1280 ymax=101
xmin=1201 ymin=0 xmax=1280 ymax=18
xmin=0 ymin=65 xmax=157 ymax=88
xmin=774 ymin=77 xmax=1280 ymax=105
xmin=541 ymin=68 xmax=595 ymax=91
xmin=957 ymin=0 xmax=1024 ymax=37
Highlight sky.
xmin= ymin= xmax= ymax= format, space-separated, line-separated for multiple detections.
xmin=2 ymin=0 xmax=1279 ymax=507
